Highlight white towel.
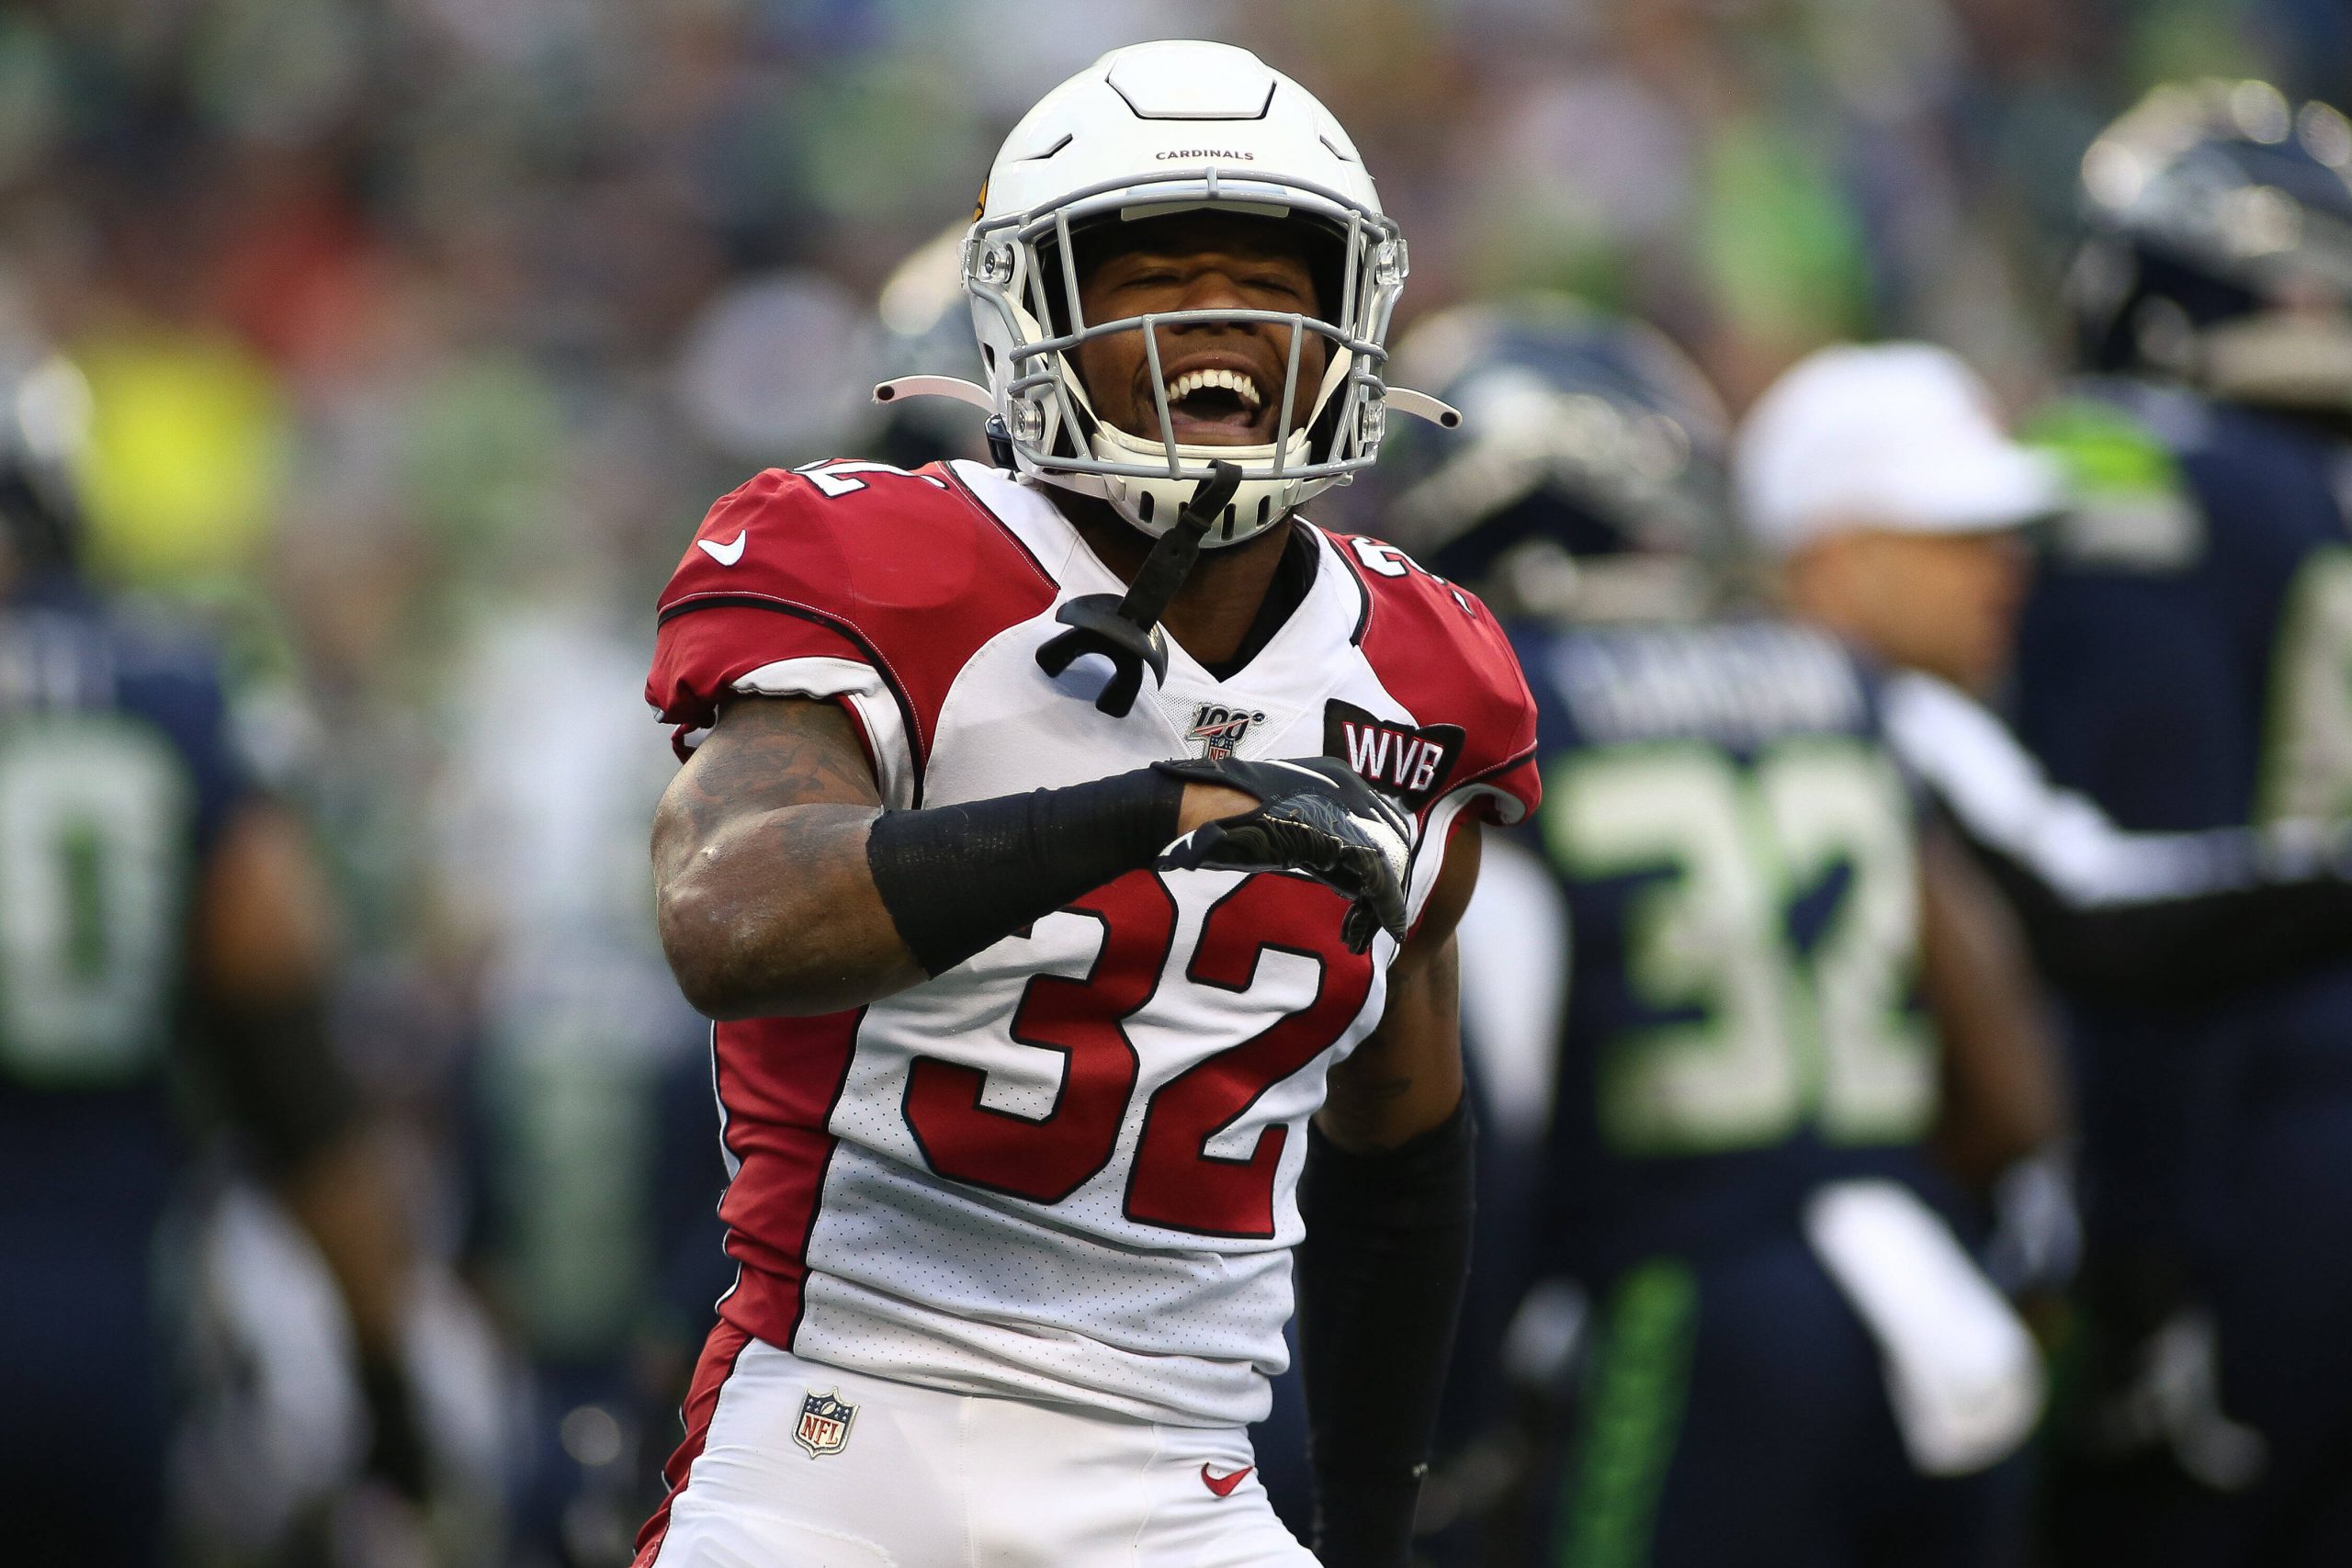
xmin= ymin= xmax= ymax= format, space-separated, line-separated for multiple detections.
xmin=1804 ymin=1179 xmax=2045 ymax=1476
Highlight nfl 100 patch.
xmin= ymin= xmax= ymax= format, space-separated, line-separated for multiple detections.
xmin=794 ymin=1388 xmax=857 ymax=1458
xmin=1185 ymin=700 xmax=1268 ymax=761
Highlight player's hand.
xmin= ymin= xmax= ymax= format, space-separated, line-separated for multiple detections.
xmin=1154 ymin=756 xmax=1413 ymax=953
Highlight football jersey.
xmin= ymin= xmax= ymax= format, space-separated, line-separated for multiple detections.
xmin=645 ymin=458 xmax=1539 ymax=1427
xmin=2016 ymin=381 xmax=2352 ymax=834
xmin=1500 ymin=615 xmax=1941 ymax=1284
xmin=0 ymin=574 xmax=252 ymax=1350
xmin=2013 ymin=382 xmax=2352 ymax=1258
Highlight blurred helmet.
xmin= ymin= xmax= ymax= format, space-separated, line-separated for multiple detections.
xmin=1380 ymin=296 xmax=1733 ymax=616
xmin=2069 ymin=79 xmax=2352 ymax=410
xmin=0 ymin=345 xmax=90 ymax=577
xmin=961 ymin=40 xmax=1421 ymax=546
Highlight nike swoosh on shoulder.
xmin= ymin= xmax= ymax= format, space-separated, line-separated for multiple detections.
xmin=697 ymin=529 xmax=748 ymax=566
xmin=1200 ymin=1462 xmax=1253 ymax=1497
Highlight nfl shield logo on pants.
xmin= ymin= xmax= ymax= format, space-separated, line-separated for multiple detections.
xmin=795 ymin=1389 xmax=856 ymax=1459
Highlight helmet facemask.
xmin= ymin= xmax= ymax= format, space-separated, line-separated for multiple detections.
xmin=965 ymin=168 xmax=1408 ymax=546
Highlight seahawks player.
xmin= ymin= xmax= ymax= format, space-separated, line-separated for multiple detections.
xmin=639 ymin=43 xmax=1531 ymax=1568
xmin=0 ymin=343 xmax=441 ymax=1562
xmin=1740 ymin=340 xmax=2352 ymax=1012
xmin=1382 ymin=298 xmax=2057 ymax=1568
xmin=2009 ymin=81 xmax=2352 ymax=1566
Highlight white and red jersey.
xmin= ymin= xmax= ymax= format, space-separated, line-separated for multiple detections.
xmin=646 ymin=458 xmax=1538 ymax=1430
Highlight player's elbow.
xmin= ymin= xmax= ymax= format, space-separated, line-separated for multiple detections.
xmin=655 ymin=870 xmax=852 ymax=1020
xmin=662 ymin=952 xmax=757 ymax=1021
xmin=656 ymin=874 xmax=771 ymax=1019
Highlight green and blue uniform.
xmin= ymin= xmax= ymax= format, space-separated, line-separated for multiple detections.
xmin=1502 ymin=614 xmax=2021 ymax=1568
xmin=2017 ymin=381 xmax=2352 ymax=1566
xmin=0 ymin=574 xmax=254 ymax=1566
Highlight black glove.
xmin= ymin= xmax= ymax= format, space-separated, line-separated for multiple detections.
xmin=1153 ymin=755 xmax=1413 ymax=953
xmin=357 ymin=1349 xmax=432 ymax=1503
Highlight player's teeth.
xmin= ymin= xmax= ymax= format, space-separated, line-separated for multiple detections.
xmin=1163 ymin=368 xmax=1263 ymax=410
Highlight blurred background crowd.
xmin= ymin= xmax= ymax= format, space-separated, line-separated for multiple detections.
xmin=3 ymin=1 xmax=2349 ymax=1565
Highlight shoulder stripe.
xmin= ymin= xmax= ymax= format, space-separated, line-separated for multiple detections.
xmin=658 ymin=592 xmax=928 ymax=806
xmin=1317 ymin=525 xmax=1375 ymax=645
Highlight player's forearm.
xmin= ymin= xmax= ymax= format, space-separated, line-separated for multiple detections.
xmin=657 ymin=775 xmax=1257 ymax=1020
xmin=656 ymin=801 xmax=921 ymax=1019
xmin=1318 ymin=936 xmax=1467 ymax=1151
xmin=1298 ymin=1095 xmax=1476 ymax=1567
xmin=1975 ymin=840 xmax=2352 ymax=1005
xmin=280 ymin=1122 xmax=417 ymax=1359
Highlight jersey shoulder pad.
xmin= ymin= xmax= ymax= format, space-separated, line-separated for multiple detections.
xmin=648 ymin=462 xmax=1058 ymax=752
xmin=1329 ymin=531 xmax=1541 ymax=823
xmin=2026 ymin=387 xmax=2208 ymax=573
xmin=74 ymin=600 xmax=253 ymax=853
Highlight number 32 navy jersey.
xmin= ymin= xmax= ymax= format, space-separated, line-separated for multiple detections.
xmin=1495 ymin=615 xmax=1941 ymax=1285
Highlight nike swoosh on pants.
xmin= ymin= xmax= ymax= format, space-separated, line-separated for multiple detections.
xmin=1200 ymin=1463 xmax=1254 ymax=1497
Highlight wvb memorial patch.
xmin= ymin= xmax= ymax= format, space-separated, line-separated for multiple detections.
xmin=1325 ymin=700 xmax=1464 ymax=811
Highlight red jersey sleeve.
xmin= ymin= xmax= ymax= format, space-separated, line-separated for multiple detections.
xmin=647 ymin=463 xmax=1058 ymax=795
xmin=1338 ymin=533 xmax=1542 ymax=826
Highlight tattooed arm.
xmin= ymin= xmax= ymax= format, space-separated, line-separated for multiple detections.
xmin=1317 ymin=822 xmax=1483 ymax=1151
xmin=651 ymin=695 xmax=911 ymax=1019
xmin=651 ymin=695 xmax=1251 ymax=1019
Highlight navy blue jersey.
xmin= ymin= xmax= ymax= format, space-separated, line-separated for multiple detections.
xmin=0 ymin=575 xmax=254 ymax=1565
xmin=0 ymin=574 xmax=252 ymax=1247
xmin=2016 ymin=384 xmax=2352 ymax=1259
xmin=1509 ymin=615 xmax=1941 ymax=1283
xmin=2017 ymin=381 xmax=2352 ymax=834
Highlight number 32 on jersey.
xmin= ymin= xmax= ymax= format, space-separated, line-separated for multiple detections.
xmin=1545 ymin=737 xmax=1934 ymax=1156
xmin=902 ymin=871 xmax=1371 ymax=1239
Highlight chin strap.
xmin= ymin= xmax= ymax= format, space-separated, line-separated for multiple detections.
xmin=1035 ymin=460 xmax=1243 ymax=717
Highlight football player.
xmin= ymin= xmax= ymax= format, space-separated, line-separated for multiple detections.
xmin=637 ymin=42 xmax=1535 ymax=1568
xmin=0 ymin=341 xmax=447 ymax=1561
xmin=1379 ymin=298 xmax=2057 ymax=1568
xmin=1741 ymin=340 xmax=2352 ymax=1012
xmin=2005 ymin=80 xmax=2352 ymax=1566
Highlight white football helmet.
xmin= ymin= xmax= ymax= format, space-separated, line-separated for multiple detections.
xmin=879 ymin=40 xmax=1457 ymax=547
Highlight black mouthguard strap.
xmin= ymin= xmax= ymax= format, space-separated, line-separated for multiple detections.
xmin=1035 ymin=461 xmax=1244 ymax=717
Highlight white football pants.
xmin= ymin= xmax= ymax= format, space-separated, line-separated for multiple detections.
xmin=650 ymin=1342 xmax=1317 ymax=1567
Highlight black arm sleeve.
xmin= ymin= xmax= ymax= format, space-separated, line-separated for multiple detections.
xmin=1888 ymin=671 xmax=2352 ymax=1007
xmin=1297 ymin=1098 xmax=1476 ymax=1568
xmin=1959 ymin=819 xmax=2352 ymax=1005
xmin=865 ymin=766 xmax=1185 ymax=975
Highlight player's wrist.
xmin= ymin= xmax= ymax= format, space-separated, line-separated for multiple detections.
xmin=865 ymin=768 xmax=1185 ymax=976
xmin=1156 ymin=755 xmax=1414 ymax=953
xmin=1176 ymin=780 xmax=1259 ymax=834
